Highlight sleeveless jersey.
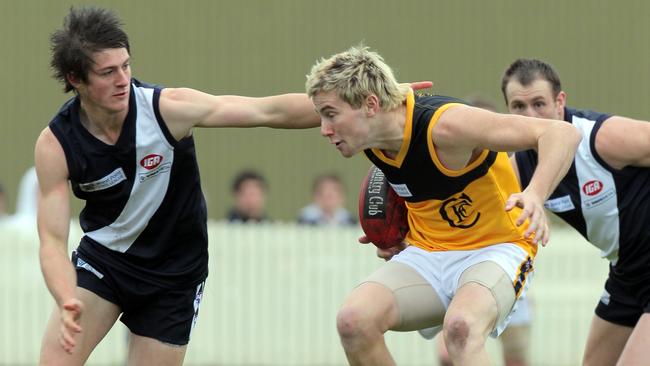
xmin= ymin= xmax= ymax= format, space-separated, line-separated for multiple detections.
xmin=49 ymin=79 xmax=208 ymax=288
xmin=365 ymin=92 xmax=535 ymax=257
xmin=516 ymin=107 xmax=650 ymax=274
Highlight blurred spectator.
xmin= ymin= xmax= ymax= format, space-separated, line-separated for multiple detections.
xmin=297 ymin=173 xmax=356 ymax=226
xmin=226 ymin=170 xmax=269 ymax=223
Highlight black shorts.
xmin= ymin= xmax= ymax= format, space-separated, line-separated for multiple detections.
xmin=72 ymin=251 xmax=205 ymax=345
xmin=594 ymin=264 xmax=650 ymax=328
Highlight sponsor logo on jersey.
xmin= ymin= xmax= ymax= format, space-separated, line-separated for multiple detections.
xmin=544 ymin=195 xmax=576 ymax=212
xmin=581 ymin=179 xmax=616 ymax=209
xmin=439 ymin=192 xmax=480 ymax=228
xmin=140 ymin=154 xmax=163 ymax=170
xmin=389 ymin=182 xmax=413 ymax=197
xmin=78 ymin=168 xmax=127 ymax=192
xmin=138 ymin=153 xmax=172 ymax=182
xmin=582 ymin=180 xmax=603 ymax=196
xmin=583 ymin=188 xmax=616 ymax=209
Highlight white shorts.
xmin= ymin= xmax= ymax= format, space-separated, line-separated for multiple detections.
xmin=508 ymin=295 xmax=532 ymax=326
xmin=391 ymin=243 xmax=534 ymax=338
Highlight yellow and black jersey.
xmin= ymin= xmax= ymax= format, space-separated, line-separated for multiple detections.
xmin=364 ymin=91 xmax=536 ymax=257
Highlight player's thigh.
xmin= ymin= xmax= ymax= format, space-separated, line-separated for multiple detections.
xmin=616 ymin=313 xmax=650 ymax=366
xmin=127 ymin=333 xmax=187 ymax=366
xmin=584 ymin=276 xmax=640 ymax=366
xmin=40 ymin=287 xmax=121 ymax=366
xmin=361 ymin=260 xmax=445 ymax=331
xmin=582 ymin=314 xmax=632 ymax=366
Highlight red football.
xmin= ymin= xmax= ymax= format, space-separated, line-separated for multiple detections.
xmin=358 ymin=165 xmax=409 ymax=249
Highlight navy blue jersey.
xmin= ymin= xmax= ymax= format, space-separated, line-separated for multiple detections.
xmin=49 ymin=79 xmax=208 ymax=288
xmin=516 ymin=107 xmax=650 ymax=274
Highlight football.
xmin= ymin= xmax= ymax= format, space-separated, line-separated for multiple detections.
xmin=358 ymin=165 xmax=409 ymax=249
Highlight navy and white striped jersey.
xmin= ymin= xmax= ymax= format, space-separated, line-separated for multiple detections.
xmin=516 ymin=107 xmax=650 ymax=274
xmin=49 ymin=79 xmax=208 ymax=288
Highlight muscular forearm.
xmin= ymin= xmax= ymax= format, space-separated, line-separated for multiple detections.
xmin=39 ymin=242 xmax=77 ymax=307
xmin=527 ymin=125 xmax=581 ymax=200
xmin=263 ymin=93 xmax=321 ymax=129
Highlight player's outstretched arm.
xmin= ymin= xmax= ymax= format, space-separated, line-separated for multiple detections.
xmin=158 ymin=88 xmax=321 ymax=140
xmin=35 ymin=128 xmax=82 ymax=354
xmin=158 ymin=82 xmax=434 ymax=141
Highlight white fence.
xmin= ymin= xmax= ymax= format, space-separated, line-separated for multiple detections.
xmin=0 ymin=220 xmax=607 ymax=365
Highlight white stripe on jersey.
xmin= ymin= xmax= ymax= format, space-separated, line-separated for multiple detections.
xmin=572 ymin=116 xmax=619 ymax=262
xmin=86 ymin=86 xmax=174 ymax=252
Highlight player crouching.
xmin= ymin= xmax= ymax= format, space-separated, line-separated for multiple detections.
xmin=305 ymin=45 xmax=580 ymax=365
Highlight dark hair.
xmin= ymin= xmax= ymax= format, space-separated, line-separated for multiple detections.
xmin=50 ymin=6 xmax=130 ymax=93
xmin=231 ymin=170 xmax=267 ymax=193
xmin=500 ymin=58 xmax=562 ymax=104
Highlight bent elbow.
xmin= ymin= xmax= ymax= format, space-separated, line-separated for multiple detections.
xmin=555 ymin=123 xmax=582 ymax=149
xmin=567 ymin=124 xmax=583 ymax=147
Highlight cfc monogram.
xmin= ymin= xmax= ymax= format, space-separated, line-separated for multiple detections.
xmin=439 ymin=192 xmax=481 ymax=229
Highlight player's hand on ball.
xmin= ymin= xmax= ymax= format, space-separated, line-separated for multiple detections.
xmin=376 ymin=242 xmax=409 ymax=261
xmin=359 ymin=235 xmax=408 ymax=261
xmin=59 ymin=298 xmax=84 ymax=354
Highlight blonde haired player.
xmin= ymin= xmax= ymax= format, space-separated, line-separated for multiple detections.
xmin=306 ymin=45 xmax=581 ymax=365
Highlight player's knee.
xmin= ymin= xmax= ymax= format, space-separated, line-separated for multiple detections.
xmin=443 ymin=314 xmax=483 ymax=353
xmin=336 ymin=305 xmax=375 ymax=342
xmin=444 ymin=316 xmax=470 ymax=349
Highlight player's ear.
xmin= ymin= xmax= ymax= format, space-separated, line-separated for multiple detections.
xmin=555 ymin=91 xmax=567 ymax=109
xmin=364 ymin=94 xmax=379 ymax=117
xmin=554 ymin=91 xmax=567 ymax=118
xmin=67 ymin=72 xmax=82 ymax=88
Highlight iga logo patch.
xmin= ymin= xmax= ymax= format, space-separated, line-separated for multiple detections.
xmin=140 ymin=154 xmax=163 ymax=170
xmin=582 ymin=180 xmax=603 ymax=196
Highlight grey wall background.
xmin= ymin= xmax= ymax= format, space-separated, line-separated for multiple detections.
xmin=2 ymin=0 xmax=649 ymax=220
